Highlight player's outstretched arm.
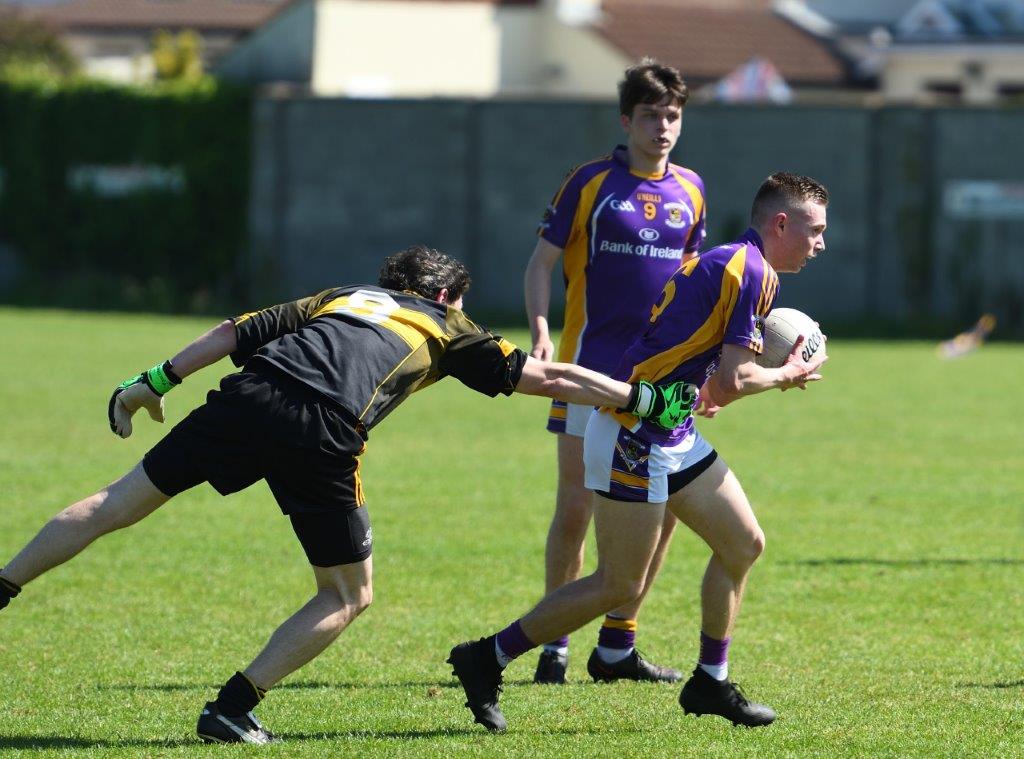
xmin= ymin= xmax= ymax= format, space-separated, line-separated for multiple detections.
xmin=108 ymin=319 xmax=238 ymax=438
xmin=513 ymin=357 xmax=687 ymax=430
xmin=524 ymin=238 xmax=563 ymax=361
xmin=705 ymin=339 xmax=827 ymax=407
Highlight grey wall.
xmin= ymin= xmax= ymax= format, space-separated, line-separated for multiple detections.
xmin=247 ymin=96 xmax=1024 ymax=333
xmin=218 ymin=0 xmax=315 ymax=84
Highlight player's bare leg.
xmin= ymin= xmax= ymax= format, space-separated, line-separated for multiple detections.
xmin=198 ymin=558 xmax=373 ymax=744
xmin=668 ymin=456 xmax=775 ymax=726
xmin=450 ymin=495 xmax=663 ymax=731
xmin=537 ymin=435 xmax=681 ymax=684
xmin=588 ymin=505 xmax=681 ymax=683
xmin=535 ymin=434 xmax=590 ymax=682
xmin=0 ymin=462 xmax=169 ymax=591
xmin=523 ymin=493 xmax=665 ymax=645
xmin=246 ymin=559 xmax=373 ymax=687
xmin=543 ymin=435 xmax=591 ymax=591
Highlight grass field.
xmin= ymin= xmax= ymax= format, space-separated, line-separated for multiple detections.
xmin=1 ymin=306 xmax=1022 ymax=757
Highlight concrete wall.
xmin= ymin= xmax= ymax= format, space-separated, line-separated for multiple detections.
xmin=218 ymin=0 xmax=315 ymax=85
xmin=247 ymin=96 xmax=1024 ymax=332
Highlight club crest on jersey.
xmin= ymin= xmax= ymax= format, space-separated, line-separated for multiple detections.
xmin=615 ymin=438 xmax=650 ymax=473
xmin=663 ymin=201 xmax=693 ymax=229
xmin=749 ymin=315 xmax=765 ymax=351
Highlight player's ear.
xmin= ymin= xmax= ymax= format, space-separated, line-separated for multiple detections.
xmin=620 ymin=112 xmax=631 ymax=132
xmin=773 ymin=211 xmax=788 ymax=236
xmin=435 ymin=287 xmax=450 ymax=304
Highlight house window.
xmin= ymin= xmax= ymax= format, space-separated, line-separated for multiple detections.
xmin=997 ymin=84 xmax=1024 ymax=98
xmin=926 ymin=81 xmax=962 ymax=97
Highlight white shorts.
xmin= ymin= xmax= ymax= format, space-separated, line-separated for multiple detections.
xmin=583 ymin=410 xmax=716 ymax=503
xmin=546 ymin=400 xmax=595 ymax=437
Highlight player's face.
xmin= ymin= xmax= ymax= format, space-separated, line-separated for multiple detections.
xmin=622 ymin=98 xmax=683 ymax=163
xmin=775 ymin=201 xmax=827 ymax=273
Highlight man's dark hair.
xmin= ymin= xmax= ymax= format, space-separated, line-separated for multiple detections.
xmin=377 ymin=245 xmax=471 ymax=302
xmin=618 ymin=57 xmax=689 ymax=116
xmin=750 ymin=172 xmax=829 ymax=226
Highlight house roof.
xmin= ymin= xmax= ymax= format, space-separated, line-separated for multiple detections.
xmin=27 ymin=0 xmax=289 ymax=33
xmin=598 ymin=0 xmax=848 ymax=85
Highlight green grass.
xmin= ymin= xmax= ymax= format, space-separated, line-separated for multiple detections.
xmin=1 ymin=306 xmax=1022 ymax=757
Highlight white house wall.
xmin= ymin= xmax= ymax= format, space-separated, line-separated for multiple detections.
xmin=312 ymin=0 xmax=505 ymax=97
xmin=883 ymin=46 xmax=1024 ymax=103
xmin=309 ymin=0 xmax=630 ymax=98
xmin=537 ymin=10 xmax=629 ymax=98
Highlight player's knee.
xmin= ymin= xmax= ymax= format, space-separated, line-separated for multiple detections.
xmin=553 ymin=488 xmax=592 ymax=537
xmin=552 ymin=508 xmax=590 ymax=543
xmin=58 ymin=492 xmax=114 ymax=532
xmin=599 ymin=573 xmax=645 ymax=608
xmin=734 ymin=528 xmax=766 ymax=571
xmin=752 ymin=529 xmax=766 ymax=561
xmin=353 ymin=585 xmax=373 ymax=616
xmin=717 ymin=527 xmax=765 ymax=577
xmin=324 ymin=578 xmax=373 ymax=617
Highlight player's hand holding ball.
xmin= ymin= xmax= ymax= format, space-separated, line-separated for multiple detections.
xmin=755 ymin=308 xmax=828 ymax=390
xmin=107 ymin=361 xmax=181 ymax=438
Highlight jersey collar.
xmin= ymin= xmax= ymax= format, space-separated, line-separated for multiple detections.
xmin=613 ymin=144 xmax=667 ymax=180
xmin=740 ymin=227 xmax=765 ymax=255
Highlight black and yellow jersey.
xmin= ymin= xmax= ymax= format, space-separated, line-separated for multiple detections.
xmin=230 ymin=285 xmax=527 ymax=432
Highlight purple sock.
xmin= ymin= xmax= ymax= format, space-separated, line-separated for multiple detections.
xmin=495 ymin=620 xmax=536 ymax=662
xmin=598 ymin=616 xmax=636 ymax=650
xmin=699 ymin=631 xmax=730 ymax=666
xmin=543 ymin=636 xmax=570 ymax=651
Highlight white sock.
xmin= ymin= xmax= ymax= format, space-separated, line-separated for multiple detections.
xmin=596 ymin=645 xmax=633 ymax=663
xmin=494 ymin=639 xmax=512 ymax=669
xmin=543 ymin=643 xmax=569 ymax=656
xmin=699 ymin=661 xmax=728 ymax=681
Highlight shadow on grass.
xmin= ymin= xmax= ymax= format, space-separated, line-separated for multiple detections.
xmin=96 ymin=679 xmax=461 ymax=692
xmin=957 ymin=679 xmax=1024 ymax=689
xmin=0 ymin=735 xmax=195 ymax=750
xmin=784 ymin=557 xmax=1024 ymax=567
xmin=0 ymin=730 xmax=486 ymax=750
xmin=286 ymin=728 xmax=486 ymax=740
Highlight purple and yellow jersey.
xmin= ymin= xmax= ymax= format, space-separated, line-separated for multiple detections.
xmin=607 ymin=228 xmax=779 ymax=445
xmin=539 ymin=145 xmax=707 ymax=376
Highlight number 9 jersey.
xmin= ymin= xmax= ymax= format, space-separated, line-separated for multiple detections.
xmin=540 ymin=145 xmax=707 ymax=376
xmin=231 ymin=286 xmax=527 ymax=431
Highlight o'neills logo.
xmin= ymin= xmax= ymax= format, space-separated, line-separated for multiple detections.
xmin=802 ymin=331 xmax=823 ymax=362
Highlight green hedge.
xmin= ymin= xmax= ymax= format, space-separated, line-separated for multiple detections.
xmin=0 ymin=75 xmax=251 ymax=312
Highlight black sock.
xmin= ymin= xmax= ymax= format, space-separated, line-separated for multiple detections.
xmin=215 ymin=671 xmax=266 ymax=717
xmin=0 ymin=574 xmax=21 ymax=610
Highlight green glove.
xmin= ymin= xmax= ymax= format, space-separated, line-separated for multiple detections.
xmin=623 ymin=379 xmax=698 ymax=431
xmin=108 ymin=360 xmax=181 ymax=439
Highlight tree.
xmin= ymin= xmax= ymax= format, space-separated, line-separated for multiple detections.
xmin=152 ymin=30 xmax=204 ymax=82
xmin=0 ymin=8 xmax=79 ymax=78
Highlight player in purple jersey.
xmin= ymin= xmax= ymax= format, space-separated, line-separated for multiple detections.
xmin=524 ymin=58 xmax=707 ymax=685
xmin=451 ymin=173 xmax=829 ymax=731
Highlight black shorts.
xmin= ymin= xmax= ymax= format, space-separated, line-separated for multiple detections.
xmin=143 ymin=366 xmax=373 ymax=566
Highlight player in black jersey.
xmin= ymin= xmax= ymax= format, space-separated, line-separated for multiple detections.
xmin=0 ymin=246 xmax=691 ymax=745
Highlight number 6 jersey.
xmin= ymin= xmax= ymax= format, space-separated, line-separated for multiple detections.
xmin=231 ymin=286 xmax=527 ymax=431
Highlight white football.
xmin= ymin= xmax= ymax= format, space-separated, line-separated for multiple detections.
xmin=755 ymin=308 xmax=826 ymax=369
